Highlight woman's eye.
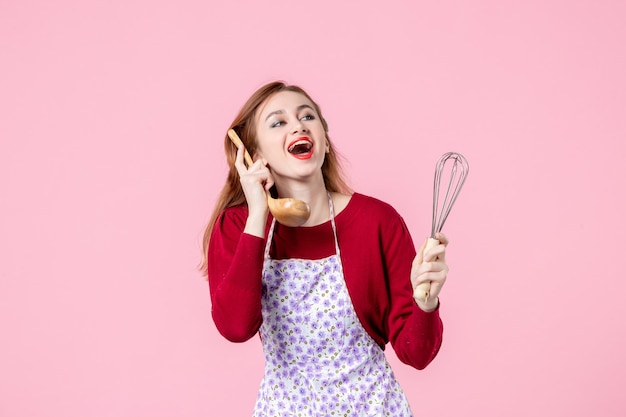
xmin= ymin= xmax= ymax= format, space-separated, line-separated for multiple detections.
xmin=301 ymin=114 xmax=315 ymax=121
xmin=270 ymin=120 xmax=285 ymax=128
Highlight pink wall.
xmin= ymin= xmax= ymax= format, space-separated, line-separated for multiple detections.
xmin=1 ymin=1 xmax=625 ymax=415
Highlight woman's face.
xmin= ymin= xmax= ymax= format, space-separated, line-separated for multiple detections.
xmin=254 ymin=90 xmax=329 ymax=183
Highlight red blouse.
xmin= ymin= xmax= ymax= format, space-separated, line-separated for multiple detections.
xmin=208 ymin=193 xmax=443 ymax=370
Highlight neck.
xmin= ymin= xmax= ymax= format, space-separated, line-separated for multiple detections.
xmin=274 ymin=176 xmax=330 ymax=226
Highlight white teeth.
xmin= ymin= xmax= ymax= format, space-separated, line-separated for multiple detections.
xmin=288 ymin=140 xmax=312 ymax=153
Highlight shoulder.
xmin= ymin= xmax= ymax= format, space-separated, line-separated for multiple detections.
xmin=212 ymin=204 xmax=249 ymax=235
xmin=335 ymin=193 xmax=409 ymax=236
xmin=342 ymin=192 xmax=404 ymax=220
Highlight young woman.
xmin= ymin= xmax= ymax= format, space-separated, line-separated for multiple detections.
xmin=201 ymin=81 xmax=449 ymax=416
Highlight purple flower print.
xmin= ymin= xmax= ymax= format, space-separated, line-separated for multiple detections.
xmin=340 ymin=373 xmax=350 ymax=385
xmin=255 ymin=253 xmax=412 ymax=415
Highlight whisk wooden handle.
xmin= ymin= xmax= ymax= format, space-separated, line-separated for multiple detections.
xmin=414 ymin=237 xmax=440 ymax=303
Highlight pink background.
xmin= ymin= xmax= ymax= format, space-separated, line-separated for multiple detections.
xmin=1 ymin=1 xmax=625 ymax=416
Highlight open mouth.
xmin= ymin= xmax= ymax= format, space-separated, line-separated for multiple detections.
xmin=288 ymin=138 xmax=314 ymax=159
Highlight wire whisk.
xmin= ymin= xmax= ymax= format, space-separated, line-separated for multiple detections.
xmin=414 ymin=151 xmax=469 ymax=304
xmin=431 ymin=152 xmax=470 ymax=238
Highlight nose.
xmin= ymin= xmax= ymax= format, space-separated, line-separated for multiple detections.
xmin=291 ymin=121 xmax=308 ymax=134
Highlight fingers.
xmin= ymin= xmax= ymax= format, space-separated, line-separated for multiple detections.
xmin=424 ymin=244 xmax=445 ymax=262
xmin=232 ymin=144 xmax=273 ymax=208
xmin=263 ymin=162 xmax=275 ymax=191
xmin=412 ymin=260 xmax=448 ymax=301
xmin=240 ymin=161 xmax=271 ymax=191
xmin=234 ymin=145 xmax=269 ymax=181
xmin=234 ymin=144 xmax=247 ymax=173
xmin=411 ymin=257 xmax=448 ymax=287
xmin=424 ymin=234 xmax=449 ymax=262
xmin=435 ymin=232 xmax=449 ymax=246
xmin=413 ymin=259 xmax=448 ymax=279
xmin=412 ymin=235 xmax=447 ymax=274
xmin=411 ymin=234 xmax=450 ymax=306
xmin=414 ymin=261 xmax=448 ymax=283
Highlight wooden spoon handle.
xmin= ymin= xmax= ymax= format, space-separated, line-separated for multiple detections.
xmin=227 ymin=129 xmax=254 ymax=167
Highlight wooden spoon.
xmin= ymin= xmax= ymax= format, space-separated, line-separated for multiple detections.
xmin=227 ymin=129 xmax=311 ymax=227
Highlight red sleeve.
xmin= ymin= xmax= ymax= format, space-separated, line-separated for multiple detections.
xmin=207 ymin=207 xmax=266 ymax=342
xmin=383 ymin=211 xmax=444 ymax=370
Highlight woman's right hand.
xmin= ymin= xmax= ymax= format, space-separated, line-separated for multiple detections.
xmin=234 ymin=144 xmax=274 ymax=237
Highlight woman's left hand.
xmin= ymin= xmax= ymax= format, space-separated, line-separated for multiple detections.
xmin=411 ymin=233 xmax=449 ymax=312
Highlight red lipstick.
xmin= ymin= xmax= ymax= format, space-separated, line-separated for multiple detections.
xmin=287 ymin=137 xmax=314 ymax=160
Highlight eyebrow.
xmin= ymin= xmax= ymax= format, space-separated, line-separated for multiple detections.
xmin=264 ymin=104 xmax=315 ymax=122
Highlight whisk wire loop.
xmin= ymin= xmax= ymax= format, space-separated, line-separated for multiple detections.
xmin=431 ymin=152 xmax=469 ymax=238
